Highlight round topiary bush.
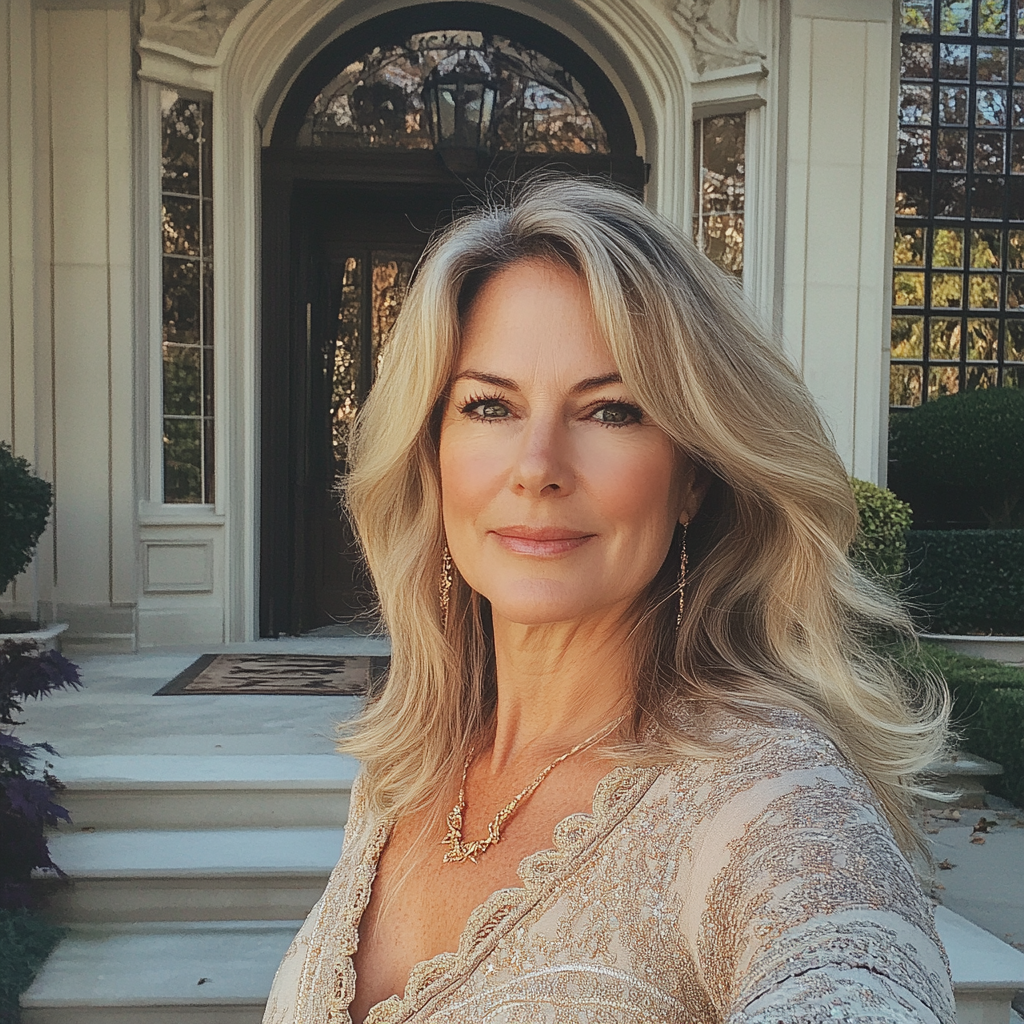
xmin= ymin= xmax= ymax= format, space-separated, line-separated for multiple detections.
xmin=849 ymin=478 xmax=913 ymax=579
xmin=888 ymin=387 xmax=1024 ymax=529
xmin=0 ymin=445 xmax=52 ymax=598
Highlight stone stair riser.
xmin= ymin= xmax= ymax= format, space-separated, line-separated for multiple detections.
xmin=41 ymin=874 xmax=328 ymax=923
xmin=61 ymin=787 xmax=350 ymax=830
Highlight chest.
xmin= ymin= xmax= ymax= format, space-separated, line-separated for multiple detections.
xmin=348 ymin=764 xmax=611 ymax=1023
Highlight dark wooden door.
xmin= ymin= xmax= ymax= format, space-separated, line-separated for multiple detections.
xmin=283 ymin=185 xmax=460 ymax=632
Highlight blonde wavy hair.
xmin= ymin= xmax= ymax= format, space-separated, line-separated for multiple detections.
xmin=341 ymin=175 xmax=948 ymax=853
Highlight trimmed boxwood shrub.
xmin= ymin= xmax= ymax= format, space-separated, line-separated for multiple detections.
xmin=915 ymin=642 xmax=1024 ymax=806
xmin=850 ymin=478 xmax=912 ymax=578
xmin=0 ymin=444 xmax=52 ymax=600
xmin=888 ymin=388 xmax=1024 ymax=529
xmin=905 ymin=530 xmax=1024 ymax=635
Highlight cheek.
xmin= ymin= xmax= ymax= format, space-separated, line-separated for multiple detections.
xmin=438 ymin=427 xmax=507 ymax=522
xmin=584 ymin=436 xmax=682 ymax=530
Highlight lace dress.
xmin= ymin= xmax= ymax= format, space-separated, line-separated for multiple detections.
xmin=262 ymin=711 xmax=955 ymax=1023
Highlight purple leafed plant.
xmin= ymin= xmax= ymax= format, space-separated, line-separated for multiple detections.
xmin=0 ymin=641 xmax=81 ymax=909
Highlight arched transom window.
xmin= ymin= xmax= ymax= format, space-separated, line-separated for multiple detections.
xmin=296 ymin=31 xmax=610 ymax=155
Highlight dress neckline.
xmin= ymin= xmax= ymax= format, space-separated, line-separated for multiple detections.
xmin=336 ymin=761 xmax=661 ymax=1024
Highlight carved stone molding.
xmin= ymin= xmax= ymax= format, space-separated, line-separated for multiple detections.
xmin=140 ymin=0 xmax=251 ymax=59
xmin=672 ymin=0 xmax=764 ymax=76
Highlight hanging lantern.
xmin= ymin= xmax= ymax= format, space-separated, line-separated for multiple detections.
xmin=422 ymin=48 xmax=499 ymax=162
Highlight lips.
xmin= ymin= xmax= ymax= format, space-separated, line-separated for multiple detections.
xmin=490 ymin=526 xmax=595 ymax=556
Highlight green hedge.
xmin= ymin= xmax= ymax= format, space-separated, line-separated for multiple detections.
xmin=915 ymin=642 xmax=1024 ymax=806
xmin=905 ymin=530 xmax=1024 ymax=635
xmin=889 ymin=388 xmax=1024 ymax=529
xmin=0 ymin=910 xmax=63 ymax=1023
xmin=850 ymin=478 xmax=912 ymax=578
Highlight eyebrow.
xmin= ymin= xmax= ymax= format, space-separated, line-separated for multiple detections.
xmin=452 ymin=370 xmax=624 ymax=395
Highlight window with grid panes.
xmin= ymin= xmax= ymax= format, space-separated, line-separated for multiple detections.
xmin=161 ymin=90 xmax=214 ymax=503
xmin=692 ymin=114 xmax=745 ymax=277
xmin=891 ymin=0 xmax=1024 ymax=409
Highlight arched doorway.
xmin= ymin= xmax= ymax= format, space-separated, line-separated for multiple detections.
xmin=259 ymin=4 xmax=645 ymax=636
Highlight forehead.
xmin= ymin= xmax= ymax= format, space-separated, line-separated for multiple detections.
xmin=455 ymin=259 xmax=618 ymax=380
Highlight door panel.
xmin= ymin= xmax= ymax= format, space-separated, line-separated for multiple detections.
xmin=290 ymin=186 xmax=459 ymax=631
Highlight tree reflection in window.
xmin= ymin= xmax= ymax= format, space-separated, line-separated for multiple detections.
xmin=891 ymin=0 xmax=1024 ymax=407
xmin=161 ymin=89 xmax=214 ymax=503
xmin=692 ymin=114 xmax=745 ymax=277
xmin=297 ymin=31 xmax=609 ymax=155
xmin=328 ymin=254 xmax=415 ymax=466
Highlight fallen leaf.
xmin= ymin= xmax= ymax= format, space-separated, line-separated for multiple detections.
xmin=80 ymin=827 xmax=96 ymax=833
xmin=935 ymin=809 xmax=961 ymax=821
xmin=932 ymin=883 xmax=945 ymax=890
xmin=198 ymin=978 xmax=210 ymax=986
xmin=970 ymin=835 xmax=986 ymax=844
xmin=925 ymin=828 xmax=940 ymax=834
xmin=972 ymin=817 xmax=997 ymax=834
xmin=937 ymin=859 xmax=955 ymax=870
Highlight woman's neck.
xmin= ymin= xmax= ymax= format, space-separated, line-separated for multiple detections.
xmin=483 ymin=609 xmax=635 ymax=775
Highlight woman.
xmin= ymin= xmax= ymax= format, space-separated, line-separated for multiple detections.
xmin=264 ymin=177 xmax=954 ymax=1023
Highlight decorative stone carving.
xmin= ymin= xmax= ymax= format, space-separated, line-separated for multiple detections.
xmin=140 ymin=0 xmax=251 ymax=59
xmin=673 ymin=0 xmax=764 ymax=75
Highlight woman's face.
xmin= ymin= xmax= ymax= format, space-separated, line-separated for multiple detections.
xmin=439 ymin=259 xmax=704 ymax=628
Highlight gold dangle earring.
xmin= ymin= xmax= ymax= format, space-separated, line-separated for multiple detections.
xmin=676 ymin=523 xmax=689 ymax=629
xmin=439 ymin=545 xmax=453 ymax=629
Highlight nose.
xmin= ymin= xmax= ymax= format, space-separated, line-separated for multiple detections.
xmin=510 ymin=412 xmax=574 ymax=498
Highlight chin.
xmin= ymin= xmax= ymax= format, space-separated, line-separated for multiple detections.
xmin=483 ymin=580 xmax=604 ymax=627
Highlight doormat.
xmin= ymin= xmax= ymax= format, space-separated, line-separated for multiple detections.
xmin=154 ymin=654 xmax=389 ymax=696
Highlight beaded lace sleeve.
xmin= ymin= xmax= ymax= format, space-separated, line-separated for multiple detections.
xmin=677 ymin=727 xmax=956 ymax=1024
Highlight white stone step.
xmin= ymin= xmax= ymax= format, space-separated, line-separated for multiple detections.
xmin=56 ymin=754 xmax=359 ymax=829
xmin=20 ymin=921 xmax=301 ymax=1024
xmin=41 ymin=828 xmax=342 ymax=922
xmin=936 ymin=906 xmax=1024 ymax=1024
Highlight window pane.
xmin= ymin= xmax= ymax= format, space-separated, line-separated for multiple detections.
xmin=975 ymin=133 xmax=1006 ymax=173
xmin=937 ymin=128 xmax=968 ymax=167
xmin=163 ymin=344 xmax=201 ymax=416
xmin=896 ymin=172 xmax=931 ymax=215
xmin=701 ymin=214 xmax=744 ymax=274
xmin=162 ymin=196 xmax=200 ymax=256
xmin=1003 ymin=364 xmax=1024 ymax=386
xmin=930 ymin=316 xmax=963 ymax=357
xmin=966 ymin=365 xmax=999 ymax=388
xmin=903 ymin=0 xmax=933 ymax=32
xmin=975 ymin=88 xmax=1007 ymax=125
xmin=939 ymin=86 xmax=969 ymax=123
xmin=971 ymin=227 xmax=1002 ymax=265
xmin=1010 ymin=229 xmax=1024 ymax=266
xmin=892 ymin=315 xmax=925 ymax=357
xmin=895 ymin=271 xmax=926 ymax=305
xmin=932 ymin=272 xmax=964 ymax=305
xmin=934 ymin=174 xmax=967 ymax=214
xmin=977 ymin=46 xmax=1010 ymax=79
xmin=967 ymin=317 xmax=1000 ymax=356
xmin=891 ymin=365 xmax=923 ymax=406
xmin=1007 ymin=320 xmax=1024 ymax=357
xmin=163 ymin=418 xmax=202 ymax=503
xmin=1013 ymin=131 xmax=1024 ymax=170
xmin=929 ymin=365 xmax=961 ymax=397
xmin=972 ymin=174 xmax=1006 ymax=215
xmin=939 ymin=43 xmax=972 ymax=77
xmin=899 ymin=126 xmax=932 ymax=167
xmin=162 ymin=259 xmax=199 ymax=345
xmin=902 ymin=41 xmax=934 ymax=78
xmin=895 ymin=226 xmax=927 ymax=265
xmin=1007 ymin=273 xmax=1024 ymax=306
xmin=969 ymin=273 xmax=1001 ymax=306
xmin=939 ymin=0 xmax=972 ymax=33
xmin=1013 ymin=89 xmax=1024 ymax=126
xmin=161 ymin=91 xmax=203 ymax=195
xmin=330 ymin=256 xmax=362 ymax=463
xmin=933 ymin=227 xmax=965 ymax=264
xmin=901 ymin=84 xmax=934 ymax=124
xmin=978 ymin=0 xmax=1009 ymax=36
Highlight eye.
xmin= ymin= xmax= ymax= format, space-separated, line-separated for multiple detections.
xmin=591 ymin=402 xmax=642 ymax=426
xmin=461 ymin=396 xmax=512 ymax=420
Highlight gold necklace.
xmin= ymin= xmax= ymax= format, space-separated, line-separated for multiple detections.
xmin=441 ymin=716 xmax=625 ymax=864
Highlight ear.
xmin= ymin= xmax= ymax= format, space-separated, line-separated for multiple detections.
xmin=678 ymin=459 xmax=712 ymax=526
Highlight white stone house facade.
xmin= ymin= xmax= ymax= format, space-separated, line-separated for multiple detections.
xmin=0 ymin=0 xmax=903 ymax=649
